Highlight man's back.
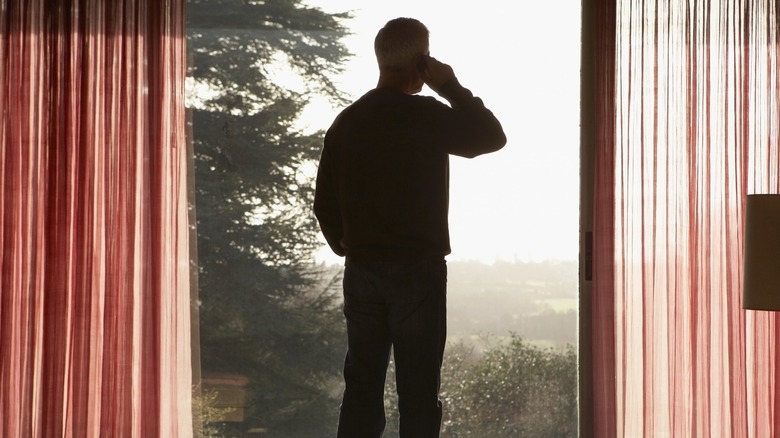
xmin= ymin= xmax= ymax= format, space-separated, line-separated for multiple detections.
xmin=315 ymin=79 xmax=506 ymax=261
xmin=320 ymin=87 xmax=452 ymax=260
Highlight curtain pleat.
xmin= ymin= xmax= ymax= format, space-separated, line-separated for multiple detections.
xmin=593 ymin=0 xmax=780 ymax=436
xmin=0 ymin=1 xmax=192 ymax=436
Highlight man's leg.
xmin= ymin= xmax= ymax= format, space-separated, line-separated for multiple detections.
xmin=337 ymin=260 xmax=392 ymax=438
xmin=388 ymin=257 xmax=448 ymax=437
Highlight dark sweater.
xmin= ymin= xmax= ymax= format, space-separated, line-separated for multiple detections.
xmin=313 ymin=78 xmax=506 ymax=261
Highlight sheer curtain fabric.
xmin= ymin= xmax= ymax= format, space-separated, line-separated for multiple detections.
xmin=0 ymin=1 xmax=192 ymax=436
xmin=592 ymin=0 xmax=780 ymax=436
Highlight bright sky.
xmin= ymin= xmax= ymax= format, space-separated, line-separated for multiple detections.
xmin=303 ymin=0 xmax=581 ymax=264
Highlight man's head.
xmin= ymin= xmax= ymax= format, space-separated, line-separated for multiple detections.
xmin=374 ymin=18 xmax=429 ymax=89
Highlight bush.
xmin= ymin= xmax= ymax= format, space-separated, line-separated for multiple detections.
xmin=445 ymin=335 xmax=577 ymax=437
xmin=383 ymin=335 xmax=577 ymax=438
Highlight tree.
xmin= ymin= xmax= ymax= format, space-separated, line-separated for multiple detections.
xmin=186 ymin=0 xmax=351 ymax=435
xmin=379 ymin=336 xmax=577 ymax=438
xmin=441 ymin=335 xmax=578 ymax=437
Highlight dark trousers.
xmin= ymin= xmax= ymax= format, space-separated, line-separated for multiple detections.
xmin=336 ymin=257 xmax=447 ymax=438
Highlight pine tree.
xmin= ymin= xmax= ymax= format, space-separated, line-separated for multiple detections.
xmin=187 ymin=0 xmax=351 ymax=434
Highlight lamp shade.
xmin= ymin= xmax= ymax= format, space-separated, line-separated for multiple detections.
xmin=743 ymin=194 xmax=780 ymax=310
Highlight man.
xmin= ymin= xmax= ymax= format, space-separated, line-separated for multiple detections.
xmin=314 ymin=17 xmax=506 ymax=437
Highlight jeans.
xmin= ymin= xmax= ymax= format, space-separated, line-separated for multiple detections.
xmin=336 ymin=256 xmax=447 ymax=438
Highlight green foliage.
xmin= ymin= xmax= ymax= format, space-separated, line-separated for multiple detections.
xmin=442 ymin=336 xmax=578 ymax=437
xmin=192 ymin=386 xmax=237 ymax=437
xmin=381 ymin=336 xmax=577 ymax=438
xmin=187 ymin=0 xmax=351 ymax=435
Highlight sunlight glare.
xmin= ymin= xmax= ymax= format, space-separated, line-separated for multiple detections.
xmin=304 ymin=0 xmax=581 ymax=264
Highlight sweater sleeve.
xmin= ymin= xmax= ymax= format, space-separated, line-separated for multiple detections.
xmin=313 ymin=140 xmax=346 ymax=257
xmin=434 ymin=78 xmax=507 ymax=158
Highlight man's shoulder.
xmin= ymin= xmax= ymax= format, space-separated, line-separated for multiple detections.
xmin=328 ymin=89 xmax=444 ymax=132
xmin=352 ymin=89 xmax=445 ymax=114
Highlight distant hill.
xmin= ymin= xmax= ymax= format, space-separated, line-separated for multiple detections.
xmin=316 ymin=259 xmax=579 ymax=347
xmin=446 ymin=260 xmax=578 ymax=347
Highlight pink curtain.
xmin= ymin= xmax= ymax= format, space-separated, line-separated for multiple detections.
xmin=0 ymin=1 xmax=192 ymax=436
xmin=593 ymin=0 xmax=780 ymax=436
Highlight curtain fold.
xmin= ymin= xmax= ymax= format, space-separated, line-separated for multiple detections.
xmin=592 ymin=0 xmax=780 ymax=436
xmin=0 ymin=1 xmax=192 ymax=436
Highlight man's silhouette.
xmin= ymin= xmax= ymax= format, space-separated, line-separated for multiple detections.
xmin=314 ymin=17 xmax=506 ymax=437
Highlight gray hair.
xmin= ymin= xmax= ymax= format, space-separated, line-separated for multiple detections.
xmin=374 ymin=18 xmax=429 ymax=72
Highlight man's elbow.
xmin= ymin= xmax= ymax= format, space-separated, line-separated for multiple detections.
xmin=460 ymin=133 xmax=507 ymax=159
xmin=483 ymin=130 xmax=507 ymax=155
xmin=493 ymin=130 xmax=508 ymax=150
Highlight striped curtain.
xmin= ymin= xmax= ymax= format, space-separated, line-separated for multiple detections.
xmin=592 ymin=0 xmax=780 ymax=436
xmin=0 ymin=1 xmax=192 ymax=436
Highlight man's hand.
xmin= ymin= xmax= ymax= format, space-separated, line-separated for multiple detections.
xmin=420 ymin=56 xmax=455 ymax=94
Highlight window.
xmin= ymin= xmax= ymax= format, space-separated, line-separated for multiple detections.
xmin=187 ymin=1 xmax=580 ymax=435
